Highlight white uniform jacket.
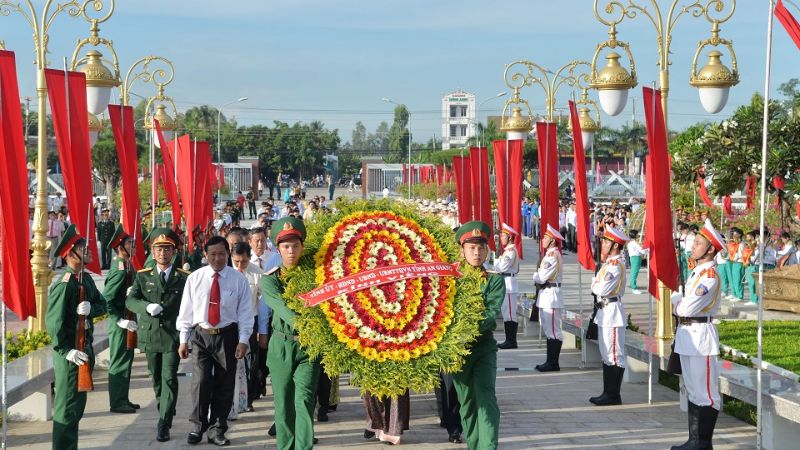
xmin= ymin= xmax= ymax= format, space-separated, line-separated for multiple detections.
xmin=671 ymin=260 xmax=720 ymax=356
xmin=532 ymin=247 xmax=562 ymax=309
xmin=591 ymin=254 xmax=627 ymax=328
xmin=494 ymin=244 xmax=519 ymax=293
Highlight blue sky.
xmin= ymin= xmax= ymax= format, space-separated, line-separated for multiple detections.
xmin=2 ymin=0 xmax=798 ymax=143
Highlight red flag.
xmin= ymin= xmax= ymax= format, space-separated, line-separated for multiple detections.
xmin=470 ymin=147 xmax=495 ymax=251
xmin=153 ymin=119 xmax=182 ymax=227
xmin=492 ymin=139 xmax=524 ymax=258
xmin=192 ymin=141 xmax=214 ymax=240
xmin=535 ymin=122 xmax=559 ymax=252
xmin=173 ymin=136 xmax=196 ymax=247
xmin=452 ymin=156 xmax=473 ymax=226
xmin=436 ymin=164 xmax=444 ymax=186
xmin=0 ymin=51 xmax=36 ymax=319
xmin=745 ymin=175 xmax=756 ymax=211
xmin=153 ymin=162 xmax=161 ymax=207
xmin=723 ymin=195 xmax=733 ymax=217
xmin=44 ymin=68 xmax=101 ymax=275
xmin=776 ymin=0 xmax=800 ymax=50
xmin=698 ymin=177 xmax=714 ymax=207
xmin=568 ymin=101 xmax=596 ymax=271
xmin=108 ymin=105 xmax=146 ymax=269
xmin=642 ymin=87 xmax=680 ymax=299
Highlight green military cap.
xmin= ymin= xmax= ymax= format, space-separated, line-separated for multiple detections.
xmin=147 ymin=227 xmax=180 ymax=247
xmin=271 ymin=216 xmax=306 ymax=244
xmin=54 ymin=224 xmax=85 ymax=258
xmin=455 ymin=221 xmax=491 ymax=245
xmin=107 ymin=223 xmax=130 ymax=250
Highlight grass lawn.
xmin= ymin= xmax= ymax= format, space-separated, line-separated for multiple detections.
xmin=717 ymin=320 xmax=800 ymax=374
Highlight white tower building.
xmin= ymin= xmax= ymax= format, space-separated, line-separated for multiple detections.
xmin=441 ymin=90 xmax=476 ymax=149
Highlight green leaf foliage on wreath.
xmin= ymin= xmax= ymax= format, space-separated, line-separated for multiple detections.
xmin=278 ymin=198 xmax=485 ymax=398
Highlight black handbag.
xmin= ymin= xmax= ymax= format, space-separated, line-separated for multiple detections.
xmin=584 ymin=296 xmax=599 ymax=340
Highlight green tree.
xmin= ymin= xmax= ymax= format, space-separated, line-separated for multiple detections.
xmin=388 ymin=105 xmax=410 ymax=163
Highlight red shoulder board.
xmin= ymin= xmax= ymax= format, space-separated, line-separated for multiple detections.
xmin=700 ymin=267 xmax=717 ymax=278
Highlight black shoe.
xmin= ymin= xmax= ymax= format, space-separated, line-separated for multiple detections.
xmin=364 ymin=430 xmax=376 ymax=439
xmin=187 ymin=432 xmax=202 ymax=445
xmin=449 ymin=432 xmax=463 ymax=443
xmin=317 ymin=407 xmax=329 ymax=422
xmin=497 ymin=321 xmax=518 ymax=349
xmin=207 ymin=434 xmax=230 ymax=446
xmin=245 ymin=404 xmax=255 ymax=412
xmin=590 ymin=364 xmax=613 ymax=404
xmin=535 ymin=339 xmax=561 ymax=372
xmin=671 ymin=402 xmax=700 ymax=450
xmin=156 ymin=422 xmax=170 ymax=442
xmin=592 ymin=365 xmax=624 ymax=406
xmin=696 ymin=405 xmax=719 ymax=449
xmin=110 ymin=405 xmax=137 ymax=414
xmin=127 ymin=401 xmax=141 ymax=410
xmin=327 ymin=404 xmax=337 ymax=412
xmin=313 ymin=438 xmax=319 ymax=444
xmin=268 ymin=423 xmax=276 ymax=437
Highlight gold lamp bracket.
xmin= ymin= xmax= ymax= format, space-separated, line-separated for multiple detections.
xmin=689 ymin=22 xmax=739 ymax=89
xmin=589 ymin=24 xmax=638 ymax=92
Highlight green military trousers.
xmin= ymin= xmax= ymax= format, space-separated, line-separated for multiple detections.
xmin=146 ymin=350 xmax=180 ymax=428
xmin=267 ymin=334 xmax=321 ymax=450
xmin=52 ymin=349 xmax=94 ymax=450
xmin=107 ymin=322 xmax=134 ymax=409
xmin=453 ymin=333 xmax=500 ymax=450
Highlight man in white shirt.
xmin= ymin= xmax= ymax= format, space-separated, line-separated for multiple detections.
xmin=249 ymin=227 xmax=280 ymax=272
xmin=177 ymin=236 xmax=254 ymax=446
xmin=47 ymin=210 xmax=65 ymax=269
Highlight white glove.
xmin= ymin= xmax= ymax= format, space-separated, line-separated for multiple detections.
xmin=146 ymin=303 xmax=164 ymax=316
xmin=76 ymin=301 xmax=91 ymax=316
xmin=670 ymin=292 xmax=683 ymax=305
xmin=126 ymin=286 xmax=134 ymax=297
xmin=65 ymin=349 xmax=89 ymax=366
xmin=116 ymin=318 xmax=138 ymax=332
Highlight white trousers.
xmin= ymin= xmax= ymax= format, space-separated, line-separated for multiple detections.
xmin=539 ymin=308 xmax=562 ymax=340
xmin=501 ymin=293 xmax=518 ymax=322
xmin=598 ymin=326 xmax=626 ymax=367
xmin=680 ymin=354 xmax=721 ymax=410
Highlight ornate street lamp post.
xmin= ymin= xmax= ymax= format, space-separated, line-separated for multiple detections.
xmin=589 ymin=0 xmax=739 ymax=339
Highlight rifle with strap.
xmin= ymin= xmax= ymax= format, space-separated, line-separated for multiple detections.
xmin=125 ymin=215 xmax=139 ymax=350
xmin=76 ymin=206 xmax=94 ymax=392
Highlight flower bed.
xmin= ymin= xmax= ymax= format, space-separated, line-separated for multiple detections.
xmin=280 ymin=199 xmax=485 ymax=398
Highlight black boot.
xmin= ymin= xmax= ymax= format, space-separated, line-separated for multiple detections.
xmin=696 ymin=405 xmax=719 ymax=449
xmin=592 ymin=364 xmax=623 ymax=405
xmin=589 ymin=363 xmax=612 ymax=404
xmin=535 ymin=339 xmax=561 ymax=371
xmin=529 ymin=306 xmax=539 ymax=322
xmin=671 ymin=402 xmax=700 ymax=450
xmin=497 ymin=321 xmax=518 ymax=349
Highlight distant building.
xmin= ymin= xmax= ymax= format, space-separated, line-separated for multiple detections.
xmin=441 ymin=90 xmax=475 ymax=150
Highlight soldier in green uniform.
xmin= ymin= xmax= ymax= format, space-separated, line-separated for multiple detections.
xmin=260 ymin=216 xmax=320 ymax=449
xmin=46 ymin=224 xmax=107 ymax=450
xmin=126 ymin=228 xmax=190 ymax=442
xmin=97 ymin=208 xmax=115 ymax=270
xmin=103 ymin=224 xmax=140 ymax=414
xmin=452 ymin=221 xmax=505 ymax=450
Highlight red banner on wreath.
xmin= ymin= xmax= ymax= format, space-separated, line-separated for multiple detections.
xmin=301 ymin=262 xmax=462 ymax=307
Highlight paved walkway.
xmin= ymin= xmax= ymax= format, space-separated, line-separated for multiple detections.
xmin=3 ymin=210 xmax=776 ymax=449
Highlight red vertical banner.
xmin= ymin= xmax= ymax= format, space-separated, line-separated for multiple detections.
xmin=642 ymin=87 xmax=680 ymax=299
xmin=154 ymin=120 xmax=182 ymax=228
xmin=0 ymin=50 xmax=36 ymax=319
xmin=492 ymin=139 xmax=524 ymax=258
xmin=108 ymin=104 xmax=145 ymax=269
xmin=745 ymin=175 xmax=756 ymax=211
xmin=698 ymin=177 xmax=714 ymax=207
xmin=776 ymin=0 xmax=800 ymax=50
xmin=535 ymin=122 xmax=559 ymax=252
xmin=469 ymin=147 xmax=495 ymax=251
xmin=568 ymin=101 xmax=596 ymax=271
xmin=436 ymin=164 xmax=444 ymax=186
xmin=153 ymin=162 xmax=161 ymax=207
xmin=723 ymin=195 xmax=733 ymax=217
xmin=174 ymin=135 xmax=196 ymax=248
xmin=192 ymin=141 xmax=214 ymax=237
xmin=452 ymin=155 xmax=473 ymax=226
xmin=44 ymin=68 xmax=101 ymax=275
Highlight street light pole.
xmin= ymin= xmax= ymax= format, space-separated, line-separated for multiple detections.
xmin=476 ymin=91 xmax=507 ymax=148
xmin=217 ymin=96 xmax=248 ymax=202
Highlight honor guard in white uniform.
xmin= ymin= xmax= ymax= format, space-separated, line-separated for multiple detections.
xmin=495 ymin=223 xmax=521 ymax=350
xmin=532 ymin=225 xmax=564 ymax=372
xmin=589 ymin=227 xmax=629 ymax=406
xmin=669 ymin=219 xmax=724 ymax=450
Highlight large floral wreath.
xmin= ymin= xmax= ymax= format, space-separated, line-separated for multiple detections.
xmin=278 ymin=199 xmax=485 ymax=398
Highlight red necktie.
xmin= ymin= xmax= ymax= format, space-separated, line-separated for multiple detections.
xmin=208 ymin=272 xmax=221 ymax=326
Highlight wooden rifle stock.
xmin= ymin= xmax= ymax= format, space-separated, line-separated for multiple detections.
xmin=76 ymin=284 xmax=94 ymax=392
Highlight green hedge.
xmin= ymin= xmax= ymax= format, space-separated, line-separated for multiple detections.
xmin=5 ymin=330 xmax=51 ymax=362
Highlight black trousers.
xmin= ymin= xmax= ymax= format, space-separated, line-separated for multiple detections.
xmin=246 ymin=318 xmax=260 ymax=405
xmin=189 ymin=325 xmax=238 ymax=435
xmin=101 ymin=245 xmax=111 ymax=270
xmin=435 ymin=372 xmax=462 ymax=435
xmin=317 ymin=371 xmax=332 ymax=410
xmin=248 ymin=201 xmax=256 ymax=219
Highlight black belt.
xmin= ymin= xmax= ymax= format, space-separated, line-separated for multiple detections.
xmin=273 ymin=330 xmax=299 ymax=341
xmin=197 ymin=323 xmax=237 ymax=336
xmin=678 ymin=316 xmax=711 ymax=325
xmin=539 ymin=282 xmax=561 ymax=288
xmin=501 ymin=273 xmax=518 ymax=277
xmin=595 ymin=297 xmax=620 ymax=308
